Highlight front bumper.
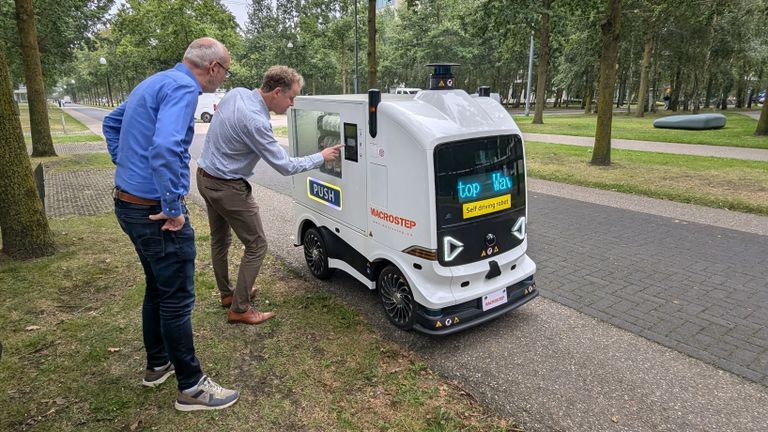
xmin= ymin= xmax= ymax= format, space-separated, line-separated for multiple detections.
xmin=413 ymin=276 xmax=537 ymax=335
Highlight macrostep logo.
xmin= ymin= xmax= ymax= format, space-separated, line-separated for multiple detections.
xmin=370 ymin=208 xmax=416 ymax=229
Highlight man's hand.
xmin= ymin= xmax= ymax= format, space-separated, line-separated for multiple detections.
xmin=321 ymin=144 xmax=343 ymax=161
xmin=149 ymin=212 xmax=185 ymax=231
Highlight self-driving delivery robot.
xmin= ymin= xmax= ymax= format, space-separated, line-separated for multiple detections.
xmin=289 ymin=64 xmax=537 ymax=334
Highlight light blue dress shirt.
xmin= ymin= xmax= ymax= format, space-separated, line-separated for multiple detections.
xmin=103 ymin=63 xmax=200 ymax=218
xmin=198 ymin=88 xmax=323 ymax=180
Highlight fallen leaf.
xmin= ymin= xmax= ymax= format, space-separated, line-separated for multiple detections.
xmin=611 ymin=416 xmax=619 ymax=423
xmin=25 ymin=325 xmax=41 ymax=331
xmin=55 ymin=397 xmax=65 ymax=405
xmin=107 ymin=347 xmax=121 ymax=353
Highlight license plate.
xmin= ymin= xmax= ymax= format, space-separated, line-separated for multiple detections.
xmin=482 ymin=288 xmax=507 ymax=311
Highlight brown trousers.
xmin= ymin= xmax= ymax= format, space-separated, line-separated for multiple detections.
xmin=196 ymin=171 xmax=268 ymax=313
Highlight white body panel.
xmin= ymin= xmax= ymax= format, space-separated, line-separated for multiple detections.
xmin=290 ymin=90 xmax=534 ymax=312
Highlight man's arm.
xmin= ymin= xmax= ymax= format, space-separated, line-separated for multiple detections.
xmin=150 ymin=84 xmax=198 ymax=219
xmin=244 ymin=123 xmax=328 ymax=176
xmin=103 ymin=102 xmax=127 ymax=164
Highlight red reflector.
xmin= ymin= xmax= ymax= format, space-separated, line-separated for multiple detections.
xmin=213 ymin=103 xmax=217 ymax=111
xmin=369 ymin=106 xmax=376 ymax=113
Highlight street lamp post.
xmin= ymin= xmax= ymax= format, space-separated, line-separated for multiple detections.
xmin=353 ymin=0 xmax=359 ymax=94
xmin=525 ymin=30 xmax=534 ymax=116
xmin=99 ymin=57 xmax=113 ymax=107
xmin=287 ymin=41 xmax=294 ymax=68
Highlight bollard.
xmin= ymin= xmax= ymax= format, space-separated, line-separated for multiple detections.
xmin=34 ymin=162 xmax=45 ymax=211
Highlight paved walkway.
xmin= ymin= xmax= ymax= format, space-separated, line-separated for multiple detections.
xmin=27 ymin=141 xmax=106 ymax=156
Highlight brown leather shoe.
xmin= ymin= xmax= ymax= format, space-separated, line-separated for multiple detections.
xmin=220 ymin=295 xmax=233 ymax=308
xmin=227 ymin=307 xmax=275 ymax=325
xmin=220 ymin=287 xmax=258 ymax=308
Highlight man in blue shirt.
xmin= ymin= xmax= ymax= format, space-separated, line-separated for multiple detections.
xmin=197 ymin=66 xmax=341 ymax=324
xmin=103 ymin=37 xmax=239 ymax=412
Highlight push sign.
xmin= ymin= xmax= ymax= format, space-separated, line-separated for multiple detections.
xmin=307 ymin=177 xmax=342 ymax=210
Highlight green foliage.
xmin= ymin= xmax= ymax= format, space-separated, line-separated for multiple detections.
xmin=1 ymin=0 xmax=113 ymax=88
xmin=109 ymin=0 xmax=240 ymax=84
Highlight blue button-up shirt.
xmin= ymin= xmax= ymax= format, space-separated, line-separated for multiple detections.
xmin=198 ymin=88 xmax=323 ymax=180
xmin=103 ymin=63 xmax=200 ymax=217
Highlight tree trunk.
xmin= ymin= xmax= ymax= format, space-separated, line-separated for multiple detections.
xmin=583 ymin=71 xmax=594 ymax=115
xmin=636 ymin=30 xmax=652 ymax=117
xmin=14 ymin=0 xmax=56 ymax=157
xmin=0 ymin=45 xmax=55 ymax=259
xmin=692 ymin=7 xmax=718 ymax=114
xmin=756 ymin=80 xmax=768 ymax=135
xmin=591 ymin=0 xmax=622 ymax=166
xmin=720 ymin=79 xmax=733 ymax=110
xmin=735 ymin=64 xmax=746 ymax=109
xmin=670 ymin=65 xmax=682 ymax=111
xmin=616 ymin=67 xmax=625 ymax=108
xmin=704 ymin=77 xmax=713 ymax=108
xmin=367 ymin=0 xmax=376 ymax=89
xmin=532 ymin=0 xmax=551 ymax=124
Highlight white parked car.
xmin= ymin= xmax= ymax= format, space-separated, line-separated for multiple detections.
xmin=394 ymin=87 xmax=421 ymax=95
xmin=195 ymin=92 xmax=225 ymax=123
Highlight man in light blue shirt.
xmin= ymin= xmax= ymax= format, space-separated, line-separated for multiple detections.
xmin=104 ymin=37 xmax=239 ymax=412
xmin=197 ymin=65 xmax=341 ymax=324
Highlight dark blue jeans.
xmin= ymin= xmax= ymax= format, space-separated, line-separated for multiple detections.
xmin=114 ymin=199 xmax=203 ymax=391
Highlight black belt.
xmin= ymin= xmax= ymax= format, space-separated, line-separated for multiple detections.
xmin=198 ymin=167 xmax=240 ymax=182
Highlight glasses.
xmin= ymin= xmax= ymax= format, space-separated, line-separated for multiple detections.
xmin=214 ymin=61 xmax=231 ymax=78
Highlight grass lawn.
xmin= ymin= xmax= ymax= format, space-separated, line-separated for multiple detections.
xmin=514 ymin=112 xmax=768 ymax=149
xmin=18 ymin=103 xmax=102 ymax=144
xmin=33 ymin=153 xmax=114 ymax=172
xmin=0 ymin=168 xmax=516 ymax=432
xmin=525 ymin=141 xmax=768 ymax=215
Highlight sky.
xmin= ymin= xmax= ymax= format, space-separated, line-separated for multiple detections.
xmin=110 ymin=0 xmax=250 ymax=29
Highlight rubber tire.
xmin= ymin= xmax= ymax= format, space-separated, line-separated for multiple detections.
xmin=201 ymin=112 xmax=213 ymax=123
xmin=303 ymin=227 xmax=334 ymax=280
xmin=377 ymin=265 xmax=415 ymax=331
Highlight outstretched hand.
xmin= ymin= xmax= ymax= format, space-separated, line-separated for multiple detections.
xmin=149 ymin=212 xmax=185 ymax=231
xmin=321 ymin=144 xmax=343 ymax=161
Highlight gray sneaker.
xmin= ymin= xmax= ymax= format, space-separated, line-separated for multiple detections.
xmin=142 ymin=362 xmax=175 ymax=387
xmin=174 ymin=375 xmax=239 ymax=412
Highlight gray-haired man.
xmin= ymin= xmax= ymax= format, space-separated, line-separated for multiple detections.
xmin=104 ymin=37 xmax=239 ymax=411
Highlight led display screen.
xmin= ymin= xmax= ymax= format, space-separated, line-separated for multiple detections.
xmin=457 ymin=170 xmax=513 ymax=203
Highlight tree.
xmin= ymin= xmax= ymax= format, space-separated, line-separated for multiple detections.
xmin=0 ymin=43 xmax=55 ymax=259
xmin=532 ymin=0 xmax=552 ymax=124
xmin=14 ymin=0 xmax=55 ymax=157
xmin=591 ymin=0 xmax=622 ymax=166
xmin=367 ymin=0 xmax=376 ymax=89
xmin=757 ymin=79 xmax=768 ymax=135
xmin=634 ymin=3 xmax=656 ymax=117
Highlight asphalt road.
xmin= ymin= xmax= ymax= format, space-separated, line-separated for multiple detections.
xmin=66 ymin=104 xmax=768 ymax=431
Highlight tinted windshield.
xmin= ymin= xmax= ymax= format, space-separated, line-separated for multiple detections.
xmin=434 ymin=135 xmax=525 ymax=229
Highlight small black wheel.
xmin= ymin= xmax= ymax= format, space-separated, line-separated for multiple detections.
xmin=377 ymin=265 xmax=415 ymax=330
xmin=201 ymin=112 xmax=213 ymax=123
xmin=303 ymin=227 xmax=334 ymax=280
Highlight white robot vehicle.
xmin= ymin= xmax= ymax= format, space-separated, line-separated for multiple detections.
xmin=289 ymin=64 xmax=537 ymax=335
